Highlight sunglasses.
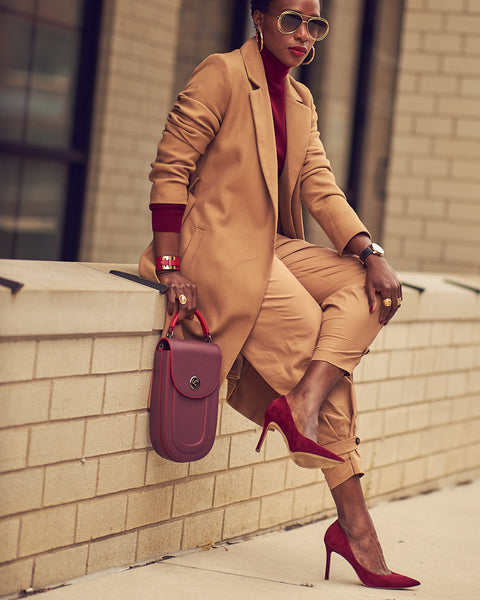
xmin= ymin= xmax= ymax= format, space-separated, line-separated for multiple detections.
xmin=268 ymin=10 xmax=329 ymax=41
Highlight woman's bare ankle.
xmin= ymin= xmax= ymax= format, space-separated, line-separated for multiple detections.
xmin=284 ymin=393 xmax=319 ymax=442
xmin=337 ymin=516 xmax=391 ymax=575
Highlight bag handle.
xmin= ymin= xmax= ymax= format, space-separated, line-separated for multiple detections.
xmin=166 ymin=310 xmax=213 ymax=343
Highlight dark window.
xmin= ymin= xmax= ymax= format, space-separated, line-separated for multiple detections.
xmin=301 ymin=0 xmax=404 ymax=243
xmin=0 ymin=0 xmax=102 ymax=260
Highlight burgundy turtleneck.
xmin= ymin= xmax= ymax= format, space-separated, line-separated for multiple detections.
xmin=261 ymin=46 xmax=290 ymax=175
xmin=151 ymin=45 xmax=291 ymax=233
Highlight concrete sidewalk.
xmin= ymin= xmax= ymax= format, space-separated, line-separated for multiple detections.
xmin=30 ymin=479 xmax=478 ymax=600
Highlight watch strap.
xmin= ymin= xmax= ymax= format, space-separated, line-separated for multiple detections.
xmin=359 ymin=246 xmax=375 ymax=265
xmin=359 ymin=243 xmax=384 ymax=265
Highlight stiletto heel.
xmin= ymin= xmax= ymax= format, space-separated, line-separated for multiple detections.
xmin=255 ymin=396 xmax=344 ymax=469
xmin=324 ymin=520 xmax=420 ymax=589
xmin=324 ymin=546 xmax=332 ymax=580
xmin=255 ymin=422 xmax=270 ymax=452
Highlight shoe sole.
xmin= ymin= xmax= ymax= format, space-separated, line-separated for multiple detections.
xmin=269 ymin=423 xmax=342 ymax=469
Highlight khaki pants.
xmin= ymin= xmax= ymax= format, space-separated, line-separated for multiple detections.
xmin=241 ymin=235 xmax=383 ymax=489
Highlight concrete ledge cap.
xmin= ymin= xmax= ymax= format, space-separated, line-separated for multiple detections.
xmin=397 ymin=271 xmax=479 ymax=322
xmin=1 ymin=262 xmax=478 ymax=337
xmin=0 ymin=259 xmax=165 ymax=337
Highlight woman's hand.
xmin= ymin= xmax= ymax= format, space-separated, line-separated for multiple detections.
xmin=364 ymin=256 xmax=402 ymax=325
xmin=157 ymin=271 xmax=197 ymax=322
xmin=152 ymin=231 xmax=197 ymax=322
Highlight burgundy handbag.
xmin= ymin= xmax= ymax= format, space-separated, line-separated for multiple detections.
xmin=149 ymin=310 xmax=222 ymax=462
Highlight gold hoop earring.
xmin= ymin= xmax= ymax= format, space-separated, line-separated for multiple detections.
xmin=256 ymin=29 xmax=264 ymax=52
xmin=303 ymin=45 xmax=315 ymax=65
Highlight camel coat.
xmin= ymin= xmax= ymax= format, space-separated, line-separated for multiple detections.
xmin=139 ymin=38 xmax=368 ymax=419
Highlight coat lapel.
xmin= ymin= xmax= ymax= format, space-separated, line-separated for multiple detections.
xmin=241 ymin=39 xmax=278 ymax=216
xmin=240 ymin=39 xmax=311 ymax=226
xmin=277 ymin=77 xmax=311 ymax=237
xmin=283 ymin=77 xmax=311 ymax=203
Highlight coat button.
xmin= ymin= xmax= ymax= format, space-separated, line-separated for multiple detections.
xmin=355 ymin=437 xmax=361 ymax=445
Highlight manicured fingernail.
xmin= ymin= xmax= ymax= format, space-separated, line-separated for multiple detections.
xmin=168 ymin=310 xmax=173 ymax=315
xmin=369 ymin=305 xmax=374 ymax=313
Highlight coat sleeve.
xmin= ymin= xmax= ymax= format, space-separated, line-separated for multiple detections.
xmin=149 ymin=54 xmax=232 ymax=206
xmin=300 ymin=91 xmax=370 ymax=255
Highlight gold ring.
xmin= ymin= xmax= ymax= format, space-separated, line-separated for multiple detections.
xmin=397 ymin=298 xmax=403 ymax=306
xmin=382 ymin=298 xmax=392 ymax=307
xmin=178 ymin=294 xmax=187 ymax=305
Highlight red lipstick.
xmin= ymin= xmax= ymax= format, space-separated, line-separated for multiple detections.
xmin=289 ymin=46 xmax=307 ymax=57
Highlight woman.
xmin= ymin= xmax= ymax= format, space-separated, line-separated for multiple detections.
xmin=140 ymin=0 xmax=420 ymax=589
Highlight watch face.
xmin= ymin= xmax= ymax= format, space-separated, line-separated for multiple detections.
xmin=371 ymin=242 xmax=384 ymax=255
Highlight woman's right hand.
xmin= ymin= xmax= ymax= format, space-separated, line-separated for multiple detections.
xmin=157 ymin=271 xmax=197 ymax=321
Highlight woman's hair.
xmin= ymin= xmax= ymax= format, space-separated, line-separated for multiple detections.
xmin=250 ymin=1 xmax=273 ymax=17
xmin=250 ymin=0 xmax=323 ymax=17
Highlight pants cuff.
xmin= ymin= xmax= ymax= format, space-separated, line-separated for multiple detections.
xmin=322 ymin=448 xmax=364 ymax=490
xmin=312 ymin=350 xmax=369 ymax=377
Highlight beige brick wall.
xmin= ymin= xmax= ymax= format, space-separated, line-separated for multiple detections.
xmin=80 ymin=0 xmax=182 ymax=263
xmin=173 ymin=0 xmax=239 ymax=94
xmin=1 ymin=260 xmax=479 ymax=598
xmin=384 ymin=0 xmax=480 ymax=273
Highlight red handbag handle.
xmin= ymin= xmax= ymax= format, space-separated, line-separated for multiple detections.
xmin=166 ymin=309 xmax=213 ymax=342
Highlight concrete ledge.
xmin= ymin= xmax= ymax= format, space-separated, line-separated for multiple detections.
xmin=0 ymin=260 xmax=166 ymax=337
xmin=398 ymin=271 xmax=480 ymax=322
xmin=2 ymin=261 xmax=479 ymax=339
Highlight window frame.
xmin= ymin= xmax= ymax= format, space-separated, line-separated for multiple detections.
xmin=0 ymin=0 xmax=103 ymax=260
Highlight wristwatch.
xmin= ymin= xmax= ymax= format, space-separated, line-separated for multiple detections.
xmin=359 ymin=242 xmax=384 ymax=265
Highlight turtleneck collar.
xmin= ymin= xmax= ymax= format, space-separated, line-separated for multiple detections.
xmin=259 ymin=45 xmax=289 ymax=178
xmin=261 ymin=46 xmax=290 ymax=83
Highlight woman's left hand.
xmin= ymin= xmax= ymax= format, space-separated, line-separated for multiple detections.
xmin=364 ymin=256 xmax=403 ymax=325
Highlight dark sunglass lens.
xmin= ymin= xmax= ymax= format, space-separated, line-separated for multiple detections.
xmin=279 ymin=12 xmax=302 ymax=33
xmin=309 ymin=18 xmax=327 ymax=39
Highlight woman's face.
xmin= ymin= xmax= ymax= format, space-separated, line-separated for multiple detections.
xmin=254 ymin=0 xmax=322 ymax=68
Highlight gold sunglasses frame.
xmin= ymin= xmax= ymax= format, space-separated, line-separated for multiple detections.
xmin=269 ymin=9 xmax=329 ymax=41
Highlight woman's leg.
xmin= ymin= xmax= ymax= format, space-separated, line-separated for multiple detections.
xmin=241 ymin=237 xmax=394 ymax=576
xmin=275 ymin=236 xmax=391 ymax=575
xmin=275 ymin=236 xmax=382 ymax=441
xmin=241 ymin=237 xmax=376 ymax=470
xmin=287 ymin=360 xmax=345 ymax=443
xmin=331 ymin=475 xmax=390 ymax=575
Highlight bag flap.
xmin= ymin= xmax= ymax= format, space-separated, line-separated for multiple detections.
xmin=158 ymin=337 xmax=222 ymax=399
